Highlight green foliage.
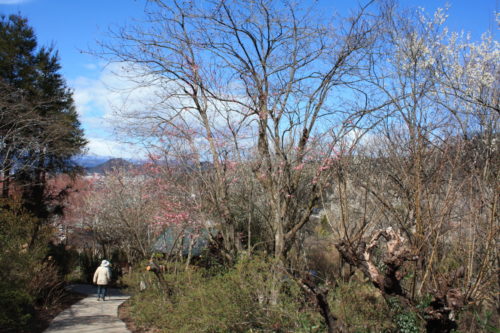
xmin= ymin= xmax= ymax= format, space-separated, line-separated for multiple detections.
xmin=47 ymin=242 xmax=79 ymax=277
xmin=0 ymin=199 xmax=49 ymax=331
xmin=0 ymin=200 xmax=49 ymax=275
xmin=0 ymin=14 xmax=86 ymax=330
xmin=0 ymin=199 xmax=80 ymax=331
xmin=393 ymin=311 xmax=419 ymax=333
xmin=318 ymin=215 xmax=330 ymax=236
xmin=473 ymin=310 xmax=500 ymax=333
xmin=124 ymin=256 xmax=323 ymax=332
xmin=0 ymin=14 xmax=86 ymax=217
xmin=416 ymin=294 xmax=433 ymax=310
xmin=387 ymin=297 xmax=421 ymax=333
xmin=329 ymin=280 xmax=393 ymax=332
xmin=455 ymin=306 xmax=500 ymax=333
xmin=0 ymin=283 xmax=33 ymax=332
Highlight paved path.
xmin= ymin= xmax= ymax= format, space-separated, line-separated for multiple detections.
xmin=44 ymin=284 xmax=131 ymax=333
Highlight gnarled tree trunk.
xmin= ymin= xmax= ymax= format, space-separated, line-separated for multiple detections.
xmin=336 ymin=227 xmax=466 ymax=332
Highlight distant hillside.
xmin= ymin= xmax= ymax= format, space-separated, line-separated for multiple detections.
xmin=74 ymin=155 xmax=213 ymax=174
xmin=86 ymin=158 xmax=137 ymax=174
xmin=72 ymin=155 xmax=113 ymax=168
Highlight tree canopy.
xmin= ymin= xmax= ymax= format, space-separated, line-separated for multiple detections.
xmin=0 ymin=14 xmax=86 ymax=216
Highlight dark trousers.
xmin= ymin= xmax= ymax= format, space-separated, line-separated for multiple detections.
xmin=97 ymin=285 xmax=108 ymax=299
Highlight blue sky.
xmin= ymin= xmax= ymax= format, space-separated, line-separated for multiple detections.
xmin=0 ymin=0 xmax=498 ymax=157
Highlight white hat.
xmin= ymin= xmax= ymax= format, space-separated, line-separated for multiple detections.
xmin=101 ymin=260 xmax=110 ymax=267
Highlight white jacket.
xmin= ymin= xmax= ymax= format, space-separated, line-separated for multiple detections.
xmin=93 ymin=265 xmax=111 ymax=285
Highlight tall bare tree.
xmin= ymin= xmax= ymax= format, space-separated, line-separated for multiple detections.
xmin=98 ymin=0 xmax=381 ymax=266
xmin=331 ymin=5 xmax=499 ymax=331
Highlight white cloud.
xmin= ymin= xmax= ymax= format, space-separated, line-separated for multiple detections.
xmin=83 ymin=63 xmax=98 ymax=70
xmin=0 ymin=0 xmax=30 ymax=4
xmin=86 ymin=137 xmax=145 ymax=159
xmin=71 ymin=62 xmax=254 ymax=158
xmin=70 ymin=63 xmax=162 ymax=157
xmin=71 ymin=63 xmax=162 ymax=119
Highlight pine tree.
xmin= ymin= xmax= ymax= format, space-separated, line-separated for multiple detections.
xmin=0 ymin=14 xmax=86 ymax=216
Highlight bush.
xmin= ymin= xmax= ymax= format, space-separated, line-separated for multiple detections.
xmin=329 ymin=279 xmax=393 ymax=332
xmin=124 ymin=256 xmax=324 ymax=332
xmin=47 ymin=242 xmax=80 ymax=278
xmin=28 ymin=261 xmax=67 ymax=309
xmin=0 ymin=199 xmax=67 ymax=331
xmin=0 ymin=281 xmax=33 ymax=332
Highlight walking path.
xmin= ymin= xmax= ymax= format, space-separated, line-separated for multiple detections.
xmin=44 ymin=284 xmax=131 ymax=333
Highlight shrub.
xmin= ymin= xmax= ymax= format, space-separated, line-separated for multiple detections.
xmin=47 ymin=242 xmax=80 ymax=278
xmin=329 ymin=279 xmax=393 ymax=332
xmin=0 ymin=281 xmax=33 ymax=332
xmin=28 ymin=261 xmax=66 ymax=309
xmin=0 ymin=199 xmax=68 ymax=331
xmin=124 ymin=256 xmax=324 ymax=332
xmin=0 ymin=199 xmax=47 ymax=331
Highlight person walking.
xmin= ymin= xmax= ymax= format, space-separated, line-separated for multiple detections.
xmin=93 ymin=259 xmax=111 ymax=301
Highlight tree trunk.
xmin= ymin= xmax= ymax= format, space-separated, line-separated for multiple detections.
xmin=2 ymin=166 xmax=10 ymax=198
xmin=270 ymin=208 xmax=285 ymax=305
xmin=336 ymin=227 xmax=465 ymax=332
xmin=300 ymin=274 xmax=345 ymax=333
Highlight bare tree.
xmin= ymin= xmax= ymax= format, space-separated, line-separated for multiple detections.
xmin=97 ymin=0 xmax=382 ymax=267
xmin=330 ymin=5 xmax=499 ymax=331
xmin=76 ymin=167 xmax=199 ymax=263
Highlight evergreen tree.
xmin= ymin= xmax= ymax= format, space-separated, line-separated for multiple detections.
xmin=0 ymin=14 xmax=86 ymax=216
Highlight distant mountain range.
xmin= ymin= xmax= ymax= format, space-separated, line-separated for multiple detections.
xmin=71 ymin=155 xmax=214 ymax=175
xmin=86 ymin=158 xmax=138 ymax=174
xmin=72 ymin=155 xmax=143 ymax=174
xmin=72 ymin=155 xmax=113 ymax=168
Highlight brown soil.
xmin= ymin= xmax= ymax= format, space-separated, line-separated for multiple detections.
xmin=30 ymin=290 xmax=86 ymax=333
